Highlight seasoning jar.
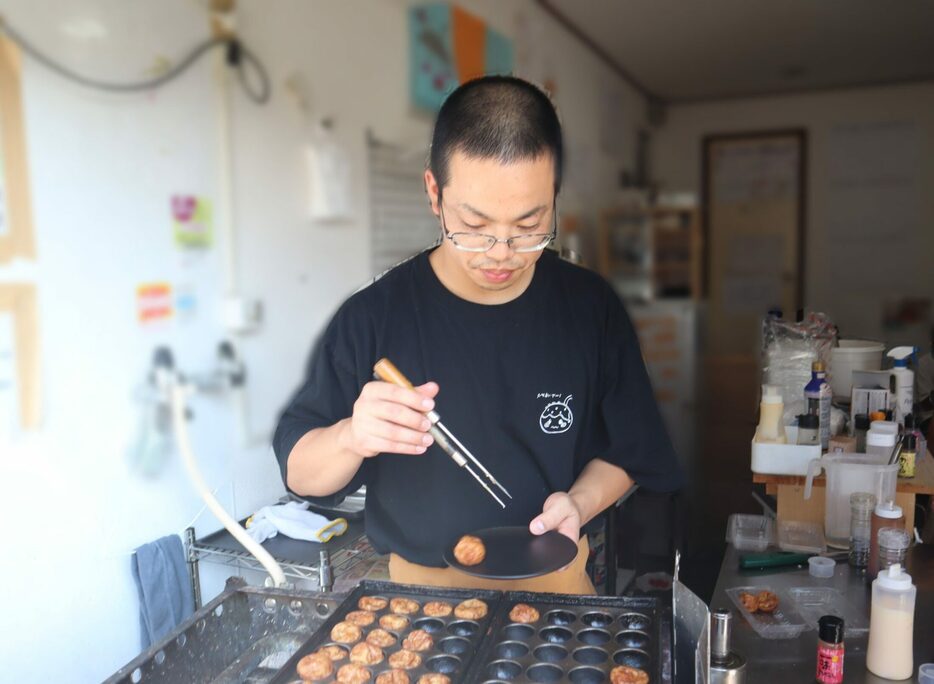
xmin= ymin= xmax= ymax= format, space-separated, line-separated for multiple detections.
xmin=848 ymin=492 xmax=876 ymax=568
xmin=853 ymin=414 xmax=869 ymax=453
xmin=877 ymin=527 xmax=911 ymax=574
xmin=815 ymin=615 xmax=845 ymax=683
xmin=797 ymin=413 xmax=820 ymax=446
xmin=866 ymin=564 xmax=916 ymax=680
xmin=899 ymin=433 xmax=917 ymax=478
xmin=868 ymin=501 xmax=905 ymax=577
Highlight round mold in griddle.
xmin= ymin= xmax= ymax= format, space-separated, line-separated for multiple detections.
xmin=495 ymin=641 xmax=530 ymax=659
xmin=487 ymin=659 xmax=522 ymax=680
xmin=503 ymin=623 xmax=535 ymax=641
xmin=577 ymin=628 xmax=611 ymax=646
xmin=413 ymin=617 xmax=445 ymax=634
xmin=539 ymin=626 xmax=574 ymax=643
xmin=533 ymin=644 xmax=568 ymax=663
xmin=572 ymin=646 xmax=608 ymax=665
xmin=447 ymin=620 xmax=480 ymax=638
xmin=618 ymin=612 xmax=651 ymax=631
xmin=580 ymin=612 xmax=613 ymax=628
xmin=438 ymin=636 xmax=471 ymax=656
xmin=615 ymin=630 xmax=650 ymax=650
xmin=569 ymin=666 xmax=607 ymax=684
xmin=425 ymin=654 xmax=461 ymax=674
xmin=544 ymin=609 xmax=577 ymax=626
xmin=613 ymin=648 xmax=651 ymax=669
xmin=527 ymin=663 xmax=564 ymax=683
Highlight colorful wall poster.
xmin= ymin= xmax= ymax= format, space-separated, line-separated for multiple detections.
xmin=409 ymin=3 xmax=514 ymax=112
xmin=136 ymin=282 xmax=173 ymax=323
xmin=172 ymin=195 xmax=212 ymax=249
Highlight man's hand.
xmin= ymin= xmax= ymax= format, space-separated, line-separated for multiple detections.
xmin=529 ymin=492 xmax=582 ymax=543
xmin=340 ymin=381 xmax=439 ymax=458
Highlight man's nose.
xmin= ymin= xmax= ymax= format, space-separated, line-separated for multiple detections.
xmin=487 ymin=237 xmax=514 ymax=260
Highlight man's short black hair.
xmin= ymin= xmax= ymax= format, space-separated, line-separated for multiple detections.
xmin=429 ymin=75 xmax=563 ymax=196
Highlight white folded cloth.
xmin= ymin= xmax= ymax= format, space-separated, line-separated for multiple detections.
xmin=245 ymin=501 xmax=348 ymax=544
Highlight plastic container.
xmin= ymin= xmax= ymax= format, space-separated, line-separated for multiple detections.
xmin=848 ymin=492 xmax=875 ymax=568
xmin=777 ymin=519 xmax=825 ymax=554
xmin=726 ymin=514 xmax=774 ymax=551
xmin=831 ymin=340 xmax=885 ymax=401
xmin=866 ymin=564 xmax=916 ymax=680
xmin=853 ymin=414 xmax=869 ymax=452
xmin=919 ymin=662 xmax=934 ymax=684
xmin=788 ymin=587 xmax=869 ymax=635
xmin=866 ymin=430 xmax=897 ymax=459
xmin=796 ymin=413 xmax=820 ymax=446
xmin=756 ymin=384 xmax=787 ymax=444
xmin=726 ymin=586 xmax=808 ymax=639
xmin=805 ymin=361 xmax=832 ymax=449
xmin=751 ymin=427 xmax=821 ymax=476
xmin=808 ymin=556 xmax=835 ymax=578
xmin=804 ymin=454 xmax=899 ymax=548
xmin=877 ymin=527 xmax=911 ymax=573
xmin=868 ymin=501 xmax=905 ymax=577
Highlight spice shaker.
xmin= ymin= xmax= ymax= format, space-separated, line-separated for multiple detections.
xmin=815 ymin=615 xmax=845 ymax=683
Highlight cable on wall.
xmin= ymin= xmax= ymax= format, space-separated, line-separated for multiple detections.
xmin=0 ymin=16 xmax=271 ymax=104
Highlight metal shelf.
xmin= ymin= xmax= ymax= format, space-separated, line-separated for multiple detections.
xmin=184 ymin=517 xmax=379 ymax=608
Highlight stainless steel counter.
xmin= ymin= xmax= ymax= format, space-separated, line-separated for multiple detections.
xmin=710 ymin=543 xmax=934 ymax=682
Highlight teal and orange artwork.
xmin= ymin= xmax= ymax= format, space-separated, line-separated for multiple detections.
xmin=410 ymin=3 xmax=514 ymax=112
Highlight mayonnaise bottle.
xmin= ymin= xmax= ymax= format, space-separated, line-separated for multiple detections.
xmin=866 ymin=563 xmax=915 ymax=680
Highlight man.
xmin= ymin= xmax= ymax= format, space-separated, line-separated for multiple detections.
xmin=274 ymin=76 xmax=683 ymax=594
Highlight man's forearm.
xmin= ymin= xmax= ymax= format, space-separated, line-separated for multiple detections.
xmin=286 ymin=419 xmax=365 ymax=497
xmin=568 ymin=458 xmax=635 ymax=526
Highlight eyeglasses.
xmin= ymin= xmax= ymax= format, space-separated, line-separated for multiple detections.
xmin=438 ymin=198 xmax=557 ymax=253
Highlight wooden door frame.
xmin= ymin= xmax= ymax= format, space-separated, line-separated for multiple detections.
xmin=700 ymin=129 xmax=808 ymax=312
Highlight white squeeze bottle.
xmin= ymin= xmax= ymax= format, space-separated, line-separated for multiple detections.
xmin=886 ymin=346 xmax=916 ymax=425
xmin=755 ymin=384 xmax=787 ymax=444
xmin=866 ymin=563 xmax=915 ymax=680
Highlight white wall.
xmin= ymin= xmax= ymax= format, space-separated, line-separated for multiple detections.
xmin=0 ymin=1 xmax=645 ymax=681
xmin=652 ymin=82 xmax=934 ymax=346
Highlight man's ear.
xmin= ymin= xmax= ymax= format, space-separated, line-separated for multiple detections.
xmin=424 ymin=169 xmax=441 ymax=217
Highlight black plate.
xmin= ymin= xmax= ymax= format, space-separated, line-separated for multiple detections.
xmin=443 ymin=526 xmax=579 ymax=579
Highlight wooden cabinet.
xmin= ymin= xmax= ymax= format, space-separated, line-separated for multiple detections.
xmin=598 ymin=206 xmax=701 ymax=300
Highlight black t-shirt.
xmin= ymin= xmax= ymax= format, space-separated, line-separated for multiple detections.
xmin=273 ymin=248 xmax=683 ymax=566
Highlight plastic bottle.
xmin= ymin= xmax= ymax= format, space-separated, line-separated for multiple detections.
xmin=848 ymin=492 xmax=875 ymax=568
xmin=899 ymin=433 xmax=917 ymax=478
xmin=756 ymin=384 xmax=787 ymax=444
xmin=868 ymin=501 xmax=904 ymax=577
xmin=797 ymin=414 xmax=820 ymax=445
xmin=886 ymin=346 xmax=916 ymax=425
xmin=904 ymin=414 xmax=927 ymax=463
xmin=866 ymin=564 xmax=916 ymax=680
xmin=805 ymin=361 xmax=832 ymax=449
xmin=852 ymin=414 xmax=869 ymax=453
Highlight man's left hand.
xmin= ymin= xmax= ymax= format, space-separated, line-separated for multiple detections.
xmin=529 ymin=492 xmax=581 ymax=543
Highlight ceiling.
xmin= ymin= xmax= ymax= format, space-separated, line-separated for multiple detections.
xmin=540 ymin=0 xmax=934 ymax=103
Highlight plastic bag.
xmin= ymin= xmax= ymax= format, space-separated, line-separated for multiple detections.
xmin=762 ymin=312 xmax=838 ymax=425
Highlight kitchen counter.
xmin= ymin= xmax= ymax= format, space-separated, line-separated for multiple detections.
xmin=710 ymin=543 xmax=934 ymax=682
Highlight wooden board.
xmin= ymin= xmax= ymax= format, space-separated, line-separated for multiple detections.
xmin=0 ymin=35 xmax=35 ymax=263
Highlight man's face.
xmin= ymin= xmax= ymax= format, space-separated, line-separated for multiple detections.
xmin=425 ymin=151 xmax=555 ymax=302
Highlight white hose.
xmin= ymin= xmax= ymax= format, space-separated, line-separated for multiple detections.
xmin=169 ymin=381 xmax=287 ymax=587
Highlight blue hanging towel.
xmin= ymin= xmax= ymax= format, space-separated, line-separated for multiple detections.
xmin=131 ymin=534 xmax=195 ymax=649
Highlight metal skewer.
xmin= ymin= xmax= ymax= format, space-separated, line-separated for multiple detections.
xmin=373 ymin=358 xmax=510 ymax=508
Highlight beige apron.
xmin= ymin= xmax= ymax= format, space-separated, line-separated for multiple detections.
xmin=388 ymin=536 xmax=597 ymax=595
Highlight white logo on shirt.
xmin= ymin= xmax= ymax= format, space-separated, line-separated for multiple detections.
xmin=538 ymin=394 xmax=574 ymax=434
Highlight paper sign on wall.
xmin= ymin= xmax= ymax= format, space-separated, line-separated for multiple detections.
xmin=172 ymin=195 xmax=212 ymax=248
xmin=137 ymin=282 xmax=173 ymax=323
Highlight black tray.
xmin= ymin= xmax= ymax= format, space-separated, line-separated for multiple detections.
xmin=469 ymin=591 xmax=672 ymax=684
xmin=271 ymin=580 xmax=503 ymax=684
